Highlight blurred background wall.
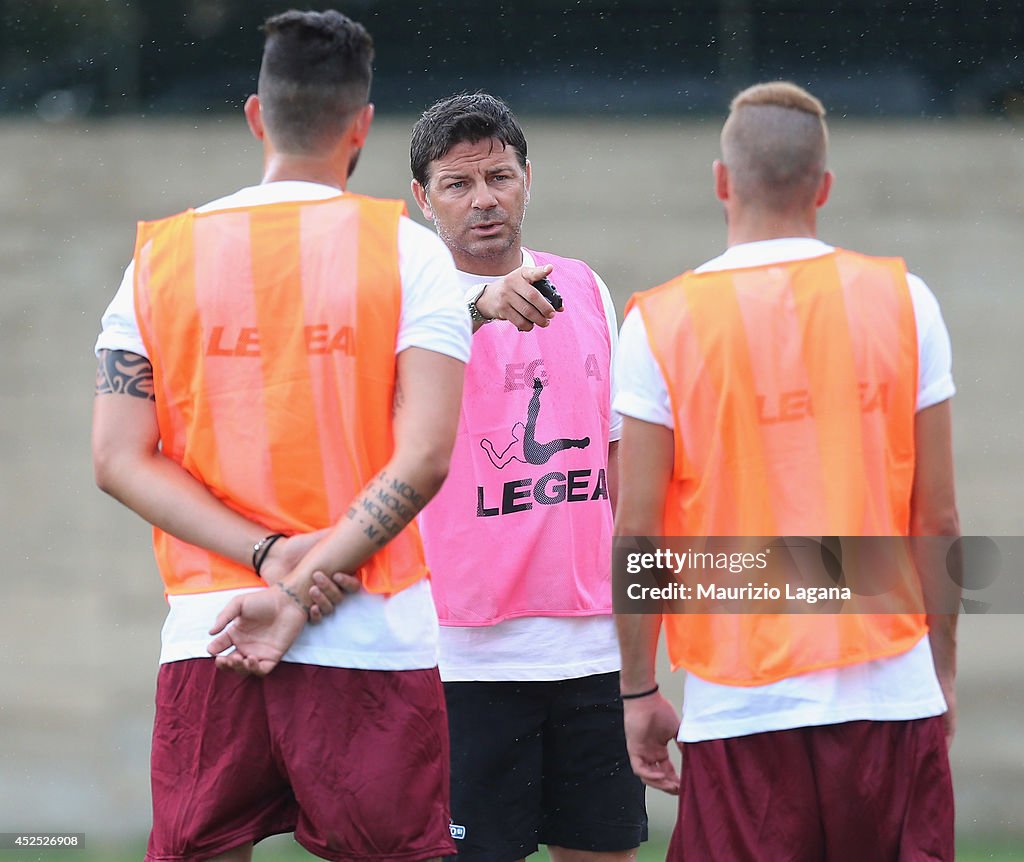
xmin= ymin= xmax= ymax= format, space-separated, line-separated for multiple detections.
xmin=1 ymin=0 xmax=1021 ymax=853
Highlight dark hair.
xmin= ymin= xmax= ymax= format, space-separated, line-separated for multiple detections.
xmin=410 ymin=92 xmax=527 ymax=188
xmin=258 ymin=9 xmax=373 ymax=154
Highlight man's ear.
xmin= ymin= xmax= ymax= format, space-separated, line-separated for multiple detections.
xmin=815 ymin=169 xmax=834 ymax=208
xmin=524 ymin=159 xmax=533 ymax=205
xmin=244 ymin=94 xmax=264 ymax=141
xmin=411 ymin=178 xmax=433 ymax=221
xmin=713 ymin=159 xmax=729 ymax=202
xmin=350 ymin=103 xmax=374 ymax=148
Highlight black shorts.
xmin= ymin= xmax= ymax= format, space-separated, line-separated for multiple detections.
xmin=444 ymin=671 xmax=647 ymax=862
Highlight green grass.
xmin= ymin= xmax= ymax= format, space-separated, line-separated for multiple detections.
xmin=23 ymin=833 xmax=1024 ymax=861
xmin=956 ymin=850 xmax=1024 ymax=862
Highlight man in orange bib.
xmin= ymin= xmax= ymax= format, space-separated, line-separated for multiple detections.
xmin=92 ymin=10 xmax=469 ymax=862
xmin=613 ymin=82 xmax=960 ymax=861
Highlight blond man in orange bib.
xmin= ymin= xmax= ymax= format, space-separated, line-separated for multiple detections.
xmin=613 ymin=82 xmax=960 ymax=861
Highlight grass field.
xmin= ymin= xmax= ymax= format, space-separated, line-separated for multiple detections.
xmin=20 ymin=834 xmax=1024 ymax=861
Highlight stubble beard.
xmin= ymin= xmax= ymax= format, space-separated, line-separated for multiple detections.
xmin=433 ymin=208 xmax=527 ymax=271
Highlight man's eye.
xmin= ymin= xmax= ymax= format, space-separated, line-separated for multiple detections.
xmin=447 ymin=181 xmax=464 ymax=190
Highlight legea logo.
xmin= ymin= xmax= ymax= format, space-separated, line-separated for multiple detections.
xmin=481 ymin=377 xmax=590 ymax=469
xmin=450 ymin=823 xmax=466 ymax=840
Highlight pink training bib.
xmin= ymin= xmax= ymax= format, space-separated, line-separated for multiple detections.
xmin=420 ymin=250 xmax=613 ymax=625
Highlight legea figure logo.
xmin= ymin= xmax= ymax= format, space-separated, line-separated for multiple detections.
xmin=450 ymin=822 xmax=467 ymax=840
xmin=481 ymin=377 xmax=590 ymax=469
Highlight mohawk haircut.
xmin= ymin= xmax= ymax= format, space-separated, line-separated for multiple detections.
xmin=258 ymin=9 xmax=373 ymax=155
xmin=410 ymin=92 xmax=527 ymax=188
xmin=721 ymin=81 xmax=829 ymax=213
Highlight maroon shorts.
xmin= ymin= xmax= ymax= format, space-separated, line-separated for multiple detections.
xmin=146 ymin=658 xmax=455 ymax=862
xmin=669 ymin=716 xmax=953 ymax=862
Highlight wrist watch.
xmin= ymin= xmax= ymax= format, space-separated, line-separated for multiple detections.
xmin=468 ymin=284 xmax=492 ymax=324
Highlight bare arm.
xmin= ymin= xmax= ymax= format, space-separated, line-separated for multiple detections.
xmin=909 ymin=400 xmax=961 ymax=749
xmin=614 ymin=415 xmax=681 ymax=794
xmin=92 ymin=349 xmax=357 ymax=615
xmin=207 ymin=346 xmax=466 ymax=675
xmin=93 ymin=349 xmax=271 ymax=565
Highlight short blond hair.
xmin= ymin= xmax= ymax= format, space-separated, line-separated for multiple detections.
xmin=721 ymin=81 xmax=829 ymax=212
xmin=729 ymin=81 xmax=826 ymax=117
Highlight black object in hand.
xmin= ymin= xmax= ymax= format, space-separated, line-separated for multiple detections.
xmin=533 ymin=277 xmax=563 ymax=311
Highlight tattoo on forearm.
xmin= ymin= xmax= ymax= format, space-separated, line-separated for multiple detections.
xmin=95 ymin=350 xmax=155 ymax=400
xmin=276 ymin=581 xmax=311 ymax=617
xmin=346 ymin=469 xmax=430 ymax=549
xmin=393 ymin=382 xmax=405 ymax=417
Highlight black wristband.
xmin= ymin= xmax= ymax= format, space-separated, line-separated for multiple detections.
xmin=252 ymin=533 xmax=286 ymax=576
xmin=620 ymin=683 xmax=659 ymax=700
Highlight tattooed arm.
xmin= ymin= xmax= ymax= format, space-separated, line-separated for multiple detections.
xmin=93 ymin=348 xmax=284 ymax=566
xmin=91 ymin=350 xmax=357 ymax=614
xmin=208 ymin=346 xmax=466 ymax=676
xmin=95 ymin=349 xmax=157 ymax=399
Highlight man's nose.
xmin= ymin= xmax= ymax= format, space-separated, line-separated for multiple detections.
xmin=471 ymin=183 xmax=498 ymax=209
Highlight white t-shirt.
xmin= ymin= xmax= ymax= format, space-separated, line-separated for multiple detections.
xmin=96 ymin=181 xmax=472 ymax=670
xmin=613 ymin=238 xmax=955 ymax=741
xmin=436 ymin=250 xmax=623 ymax=682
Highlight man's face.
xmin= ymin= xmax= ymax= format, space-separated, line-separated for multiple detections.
xmin=412 ymin=137 xmax=531 ymax=275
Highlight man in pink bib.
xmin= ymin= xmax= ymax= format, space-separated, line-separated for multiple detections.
xmin=409 ymin=93 xmax=647 ymax=862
